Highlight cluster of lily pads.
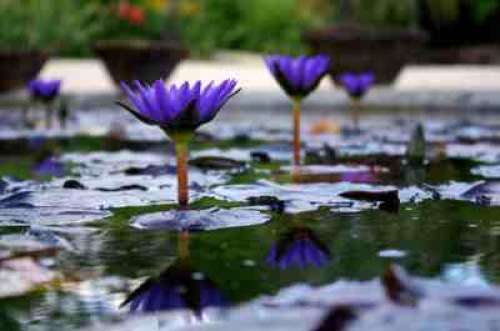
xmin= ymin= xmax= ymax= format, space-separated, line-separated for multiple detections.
xmin=7 ymin=55 xmax=500 ymax=329
xmin=28 ymin=54 xmax=375 ymax=211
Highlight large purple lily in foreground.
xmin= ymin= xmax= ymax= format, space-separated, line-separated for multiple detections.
xmin=265 ymin=55 xmax=330 ymax=166
xmin=118 ymin=79 xmax=240 ymax=207
xmin=27 ymin=79 xmax=62 ymax=129
xmin=339 ymin=72 xmax=374 ymax=129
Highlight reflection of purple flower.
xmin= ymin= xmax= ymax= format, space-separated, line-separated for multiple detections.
xmin=339 ymin=72 xmax=374 ymax=99
xmin=33 ymin=158 xmax=65 ymax=177
xmin=28 ymin=136 xmax=46 ymax=150
xmin=122 ymin=262 xmax=227 ymax=316
xmin=266 ymin=227 xmax=330 ymax=270
xmin=341 ymin=171 xmax=377 ymax=184
xmin=265 ymin=55 xmax=330 ymax=99
xmin=119 ymin=80 xmax=240 ymax=134
xmin=28 ymin=79 xmax=62 ymax=103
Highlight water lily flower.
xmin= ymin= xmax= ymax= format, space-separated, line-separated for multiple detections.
xmin=339 ymin=72 xmax=374 ymax=100
xmin=339 ymin=72 xmax=374 ymax=129
xmin=265 ymin=55 xmax=330 ymax=166
xmin=27 ymin=79 xmax=62 ymax=129
xmin=266 ymin=227 xmax=331 ymax=270
xmin=118 ymin=79 xmax=240 ymax=207
xmin=28 ymin=79 xmax=62 ymax=103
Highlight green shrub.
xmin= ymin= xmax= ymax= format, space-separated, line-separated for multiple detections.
xmin=0 ymin=0 xmax=102 ymax=56
xmin=327 ymin=0 xmax=417 ymax=28
xmin=424 ymin=0 xmax=500 ymax=23
xmin=179 ymin=0 xmax=321 ymax=56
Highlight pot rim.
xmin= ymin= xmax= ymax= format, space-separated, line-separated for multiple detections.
xmin=0 ymin=48 xmax=50 ymax=58
xmin=304 ymin=24 xmax=428 ymax=43
xmin=93 ymin=39 xmax=188 ymax=53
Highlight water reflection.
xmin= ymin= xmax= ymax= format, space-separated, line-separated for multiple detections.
xmin=266 ymin=225 xmax=331 ymax=270
xmin=340 ymin=169 xmax=378 ymax=184
xmin=121 ymin=232 xmax=228 ymax=318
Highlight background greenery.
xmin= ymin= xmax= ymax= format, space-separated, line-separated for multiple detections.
xmin=1 ymin=0 xmax=499 ymax=57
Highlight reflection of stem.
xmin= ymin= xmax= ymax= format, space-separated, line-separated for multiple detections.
xmin=351 ymin=98 xmax=360 ymax=130
xmin=178 ymin=231 xmax=190 ymax=259
xmin=293 ymin=98 xmax=302 ymax=167
xmin=175 ymin=142 xmax=189 ymax=209
xmin=22 ymin=103 xmax=29 ymax=126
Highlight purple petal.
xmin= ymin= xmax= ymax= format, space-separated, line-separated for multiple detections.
xmin=121 ymin=82 xmax=147 ymax=115
xmin=154 ymin=80 xmax=171 ymax=122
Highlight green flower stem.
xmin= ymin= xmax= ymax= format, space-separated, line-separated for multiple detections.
xmin=175 ymin=141 xmax=189 ymax=209
xmin=22 ymin=103 xmax=29 ymax=127
xmin=292 ymin=98 xmax=302 ymax=167
xmin=45 ymin=103 xmax=53 ymax=129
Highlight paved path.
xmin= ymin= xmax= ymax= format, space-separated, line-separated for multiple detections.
xmin=1 ymin=52 xmax=499 ymax=110
xmin=38 ymin=53 xmax=500 ymax=95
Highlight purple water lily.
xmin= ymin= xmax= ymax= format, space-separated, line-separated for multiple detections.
xmin=122 ymin=262 xmax=227 ymax=317
xmin=119 ymin=79 xmax=240 ymax=134
xmin=265 ymin=55 xmax=330 ymax=166
xmin=265 ymin=55 xmax=330 ymax=99
xmin=266 ymin=227 xmax=331 ymax=270
xmin=118 ymin=79 xmax=240 ymax=208
xmin=28 ymin=79 xmax=62 ymax=103
xmin=339 ymin=72 xmax=374 ymax=99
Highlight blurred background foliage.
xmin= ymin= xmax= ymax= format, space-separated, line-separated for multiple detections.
xmin=0 ymin=0 xmax=499 ymax=57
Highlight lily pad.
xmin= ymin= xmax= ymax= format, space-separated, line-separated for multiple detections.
xmin=0 ymin=257 xmax=56 ymax=298
xmin=471 ymin=165 xmax=500 ymax=178
xmin=130 ymin=207 xmax=271 ymax=232
xmin=213 ymin=180 xmax=405 ymax=214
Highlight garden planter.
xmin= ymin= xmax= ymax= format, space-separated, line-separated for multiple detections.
xmin=416 ymin=0 xmax=500 ymax=64
xmin=93 ymin=40 xmax=188 ymax=86
xmin=0 ymin=50 xmax=48 ymax=93
xmin=304 ymin=25 xmax=427 ymax=84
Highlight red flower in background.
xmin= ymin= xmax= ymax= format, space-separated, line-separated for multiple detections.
xmin=117 ymin=1 xmax=145 ymax=25
xmin=128 ymin=6 xmax=145 ymax=25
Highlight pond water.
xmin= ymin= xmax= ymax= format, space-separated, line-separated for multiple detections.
xmin=0 ymin=105 xmax=500 ymax=330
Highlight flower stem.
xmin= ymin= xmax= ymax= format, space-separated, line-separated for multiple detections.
xmin=22 ymin=104 xmax=29 ymax=127
xmin=175 ymin=142 xmax=189 ymax=209
xmin=45 ymin=103 xmax=53 ymax=129
xmin=293 ymin=98 xmax=302 ymax=167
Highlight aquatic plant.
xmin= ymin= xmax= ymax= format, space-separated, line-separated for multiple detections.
xmin=339 ymin=72 xmax=374 ymax=129
xmin=266 ymin=226 xmax=331 ymax=269
xmin=265 ymin=54 xmax=330 ymax=166
xmin=27 ymin=79 xmax=62 ymax=129
xmin=118 ymin=79 xmax=240 ymax=208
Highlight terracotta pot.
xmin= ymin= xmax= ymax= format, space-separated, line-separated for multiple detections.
xmin=0 ymin=50 xmax=48 ymax=93
xmin=304 ymin=25 xmax=427 ymax=84
xmin=93 ymin=40 xmax=188 ymax=86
